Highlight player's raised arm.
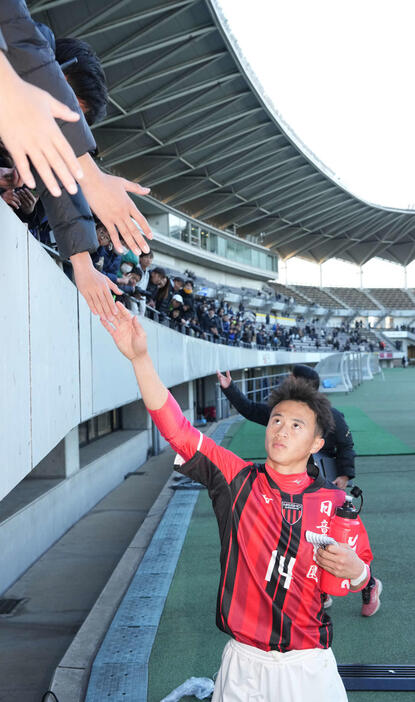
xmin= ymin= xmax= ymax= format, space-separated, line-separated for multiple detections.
xmin=101 ymin=304 xmax=248 ymax=480
xmin=100 ymin=303 xmax=200 ymax=459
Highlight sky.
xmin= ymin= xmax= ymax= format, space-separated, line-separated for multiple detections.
xmin=217 ymin=0 xmax=415 ymax=286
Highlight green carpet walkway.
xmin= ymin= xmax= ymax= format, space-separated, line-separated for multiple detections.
xmin=224 ymin=367 xmax=415 ymax=459
xmin=147 ymin=368 xmax=415 ymax=701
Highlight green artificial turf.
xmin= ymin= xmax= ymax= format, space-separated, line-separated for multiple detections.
xmin=335 ymin=406 xmax=413 ymax=456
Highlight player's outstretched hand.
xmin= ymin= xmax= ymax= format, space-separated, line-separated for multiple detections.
xmin=216 ymin=369 xmax=232 ymax=389
xmin=100 ymin=302 xmax=148 ymax=362
xmin=78 ymin=153 xmax=153 ymax=256
xmin=315 ymin=542 xmax=363 ymax=580
xmin=0 ymin=53 xmax=83 ymax=196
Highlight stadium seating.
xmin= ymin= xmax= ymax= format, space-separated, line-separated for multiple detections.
xmin=368 ymin=288 xmax=415 ymax=309
xmin=292 ymin=285 xmax=342 ymax=309
xmin=326 ymin=287 xmax=382 ymax=309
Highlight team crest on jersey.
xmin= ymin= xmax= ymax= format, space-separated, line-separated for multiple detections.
xmin=281 ymin=500 xmax=303 ymax=525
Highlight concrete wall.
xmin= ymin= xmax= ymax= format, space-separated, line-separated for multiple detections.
xmin=0 ymin=430 xmax=148 ymax=594
xmin=0 ymin=204 xmax=338 ymax=591
xmin=1 ymin=201 xmax=329 ymax=503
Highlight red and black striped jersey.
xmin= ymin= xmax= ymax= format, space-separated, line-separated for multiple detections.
xmin=149 ymin=393 xmax=373 ymax=653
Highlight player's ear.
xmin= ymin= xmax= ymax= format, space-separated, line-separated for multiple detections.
xmin=311 ymin=435 xmax=325 ymax=454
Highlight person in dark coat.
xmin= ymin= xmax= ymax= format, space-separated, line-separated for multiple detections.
xmin=217 ymin=364 xmax=355 ymax=485
xmin=155 ymin=275 xmax=173 ymax=320
xmin=91 ymin=223 xmax=121 ymax=284
xmin=216 ymin=363 xmax=382 ymax=617
xmin=0 ymin=1 xmax=151 ymax=319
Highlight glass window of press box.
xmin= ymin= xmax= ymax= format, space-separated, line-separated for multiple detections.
xmin=168 ymin=214 xmax=277 ymax=272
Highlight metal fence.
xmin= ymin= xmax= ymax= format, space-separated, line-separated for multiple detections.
xmin=216 ymin=371 xmax=289 ymax=420
xmin=216 ymin=352 xmax=382 ymax=418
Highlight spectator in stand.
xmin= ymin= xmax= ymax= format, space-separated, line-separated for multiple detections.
xmin=54 ymin=37 xmax=107 ymax=127
xmin=169 ymin=294 xmax=184 ymax=330
xmin=228 ymin=321 xmax=238 ymax=346
xmin=222 ymin=313 xmax=230 ymax=341
xmin=181 ymin=279 xmax=195 ymax=313
xmin=137 ymin=251 xmax=153 ymax=289
xmin=155 ymin=275 xmax=172 ymax=320
xmin=136 ymin=250 xmax=153 ymax=314
xmin=188 ymin=315 xmax=204 ymax=338
xmin=204 ymin=307 xmax=219 ymax=335
xmin=116 ymin=267 xmax=143 ymax=297
xmin=256 ymin=326 xmax=267 ymax=347
xmin=171 ymin=275 xmax=185 ymax=295
xmin=146 ymin=267 xmax=166 ymax=305
xmin=91 ymin=221 xmax=121 ymax=284
xmin=118 ymin=253 xmax=137 ymax=277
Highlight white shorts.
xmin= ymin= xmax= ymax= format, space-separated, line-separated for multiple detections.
xmin=212 ymin=639 xmax=348 ymax=702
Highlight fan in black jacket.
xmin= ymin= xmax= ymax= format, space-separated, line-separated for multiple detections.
xmin=218 ymin=364 xmax=355 ymax=487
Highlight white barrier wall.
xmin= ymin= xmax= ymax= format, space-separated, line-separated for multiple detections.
xmin=1 ymin=202 xmax=328 ymax=502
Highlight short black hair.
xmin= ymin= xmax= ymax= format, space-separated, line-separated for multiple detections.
xmin=139 ymin=250 xmax=153 ymax=259
xmin=151 ymin=266 xmax=166 ymax=276
xmin=268 ymin=376 xmax=334 ymax=437
xmin=131 ymin=267 xmax=142 ymax=278
xmin=55 ymin=37 xmax=107 ymax=125
xmin=292 ymin=364 xmax=320 ymax=390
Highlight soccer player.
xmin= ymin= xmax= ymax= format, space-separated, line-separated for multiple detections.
xmin=216 ymin=365 xmax=382 ymax=617
xmin=101 ymin=305 xmax=373 ymax=702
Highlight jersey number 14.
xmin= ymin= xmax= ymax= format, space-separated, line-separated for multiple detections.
xmin=265 ymin=550 xmax=296 ymax=590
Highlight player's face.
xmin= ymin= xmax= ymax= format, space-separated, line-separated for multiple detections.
xmin=265 ymin=400 xmax=324 ymax=473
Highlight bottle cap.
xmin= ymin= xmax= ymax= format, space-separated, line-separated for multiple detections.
xmin=335 ymin=495 xmax=358 ymax=518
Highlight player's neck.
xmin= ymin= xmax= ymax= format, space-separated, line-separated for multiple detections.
xmin=265 ymin=457 xmax=308 ymax=476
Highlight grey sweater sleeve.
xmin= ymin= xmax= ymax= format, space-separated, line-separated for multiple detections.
xmin=1 ymin=1 xmax=98 ymax=257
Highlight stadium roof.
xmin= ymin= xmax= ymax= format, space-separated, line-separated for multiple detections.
xmin=30 ymin=0 xmax=415 ymax=266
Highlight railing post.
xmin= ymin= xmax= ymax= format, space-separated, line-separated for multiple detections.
xmin=216 ymin=382 xmax=223 ymax=421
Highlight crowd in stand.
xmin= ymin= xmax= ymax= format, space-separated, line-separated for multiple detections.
xmin=0 ymin=5 xmax=409 ymax=359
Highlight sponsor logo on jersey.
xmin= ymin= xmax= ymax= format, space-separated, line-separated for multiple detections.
xmin=306 ymin=565 xmax=318 ymax=582
xmin=320 ymin=500 xmax=332 ymax=516
xmin=316 ymin=519 xmax=330 ymax=535
xmin=261 ymin=494 xmax=273 ymax=504
xmin=281 ymin=500 xmax=303 ymax=525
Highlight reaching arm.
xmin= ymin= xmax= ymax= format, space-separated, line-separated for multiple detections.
xmin=0 ymin=4 xmax=152 ymax=257
xmin=101 ymin=305 xmax=248 ymax=479
xmin=218 ymin=373 xmax=270 ymax=426
xmin=0 ymin=1 xmax=91 ymax=195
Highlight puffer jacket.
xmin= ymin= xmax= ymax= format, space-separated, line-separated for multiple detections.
xmin=0 ymin=1 xmax=98 ymax=258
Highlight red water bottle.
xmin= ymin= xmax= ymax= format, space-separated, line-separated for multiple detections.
xmin=320 ymin=495 xmax=360 ymax=596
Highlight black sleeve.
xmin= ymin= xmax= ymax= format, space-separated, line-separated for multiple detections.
xmin=1 ymin=1 xmax=98 ymax=258
xmin=331 ymin=407 xmax=356 ymax=478
xmin=0 ymin=1 xmax=95 ymax=156
xmin=35 ymin=179 xmax=98 ymax=259
xmin=222 ymin=381 xmax=270 ymax=426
